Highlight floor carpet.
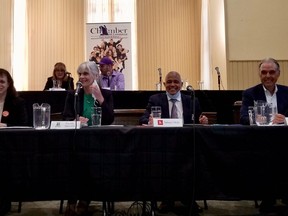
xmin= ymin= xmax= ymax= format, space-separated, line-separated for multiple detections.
xmin=6 ymin=200 xmax=267 ymax=216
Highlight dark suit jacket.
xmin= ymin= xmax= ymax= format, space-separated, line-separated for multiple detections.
xmin=240 ymin=84 xmax=288 ymax=125
xmin=139 ymin=92 xmax=202 ymax=124
xmin=62 ymin=88 xmax=114 ymax=125
xmin=44 ymin=76 xmax=74 ymax=90
xmin=1 ymin=96 xmax=28 ymax=126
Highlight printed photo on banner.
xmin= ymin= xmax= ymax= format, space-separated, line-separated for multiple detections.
xmin=86 ymin=23 xmax=132 ymax=90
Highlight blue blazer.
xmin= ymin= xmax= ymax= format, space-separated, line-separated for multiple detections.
xmin=240 ymin=84 xmax=288 ymax=125
xmin=139 ymin=92 xmax=202 ymax=124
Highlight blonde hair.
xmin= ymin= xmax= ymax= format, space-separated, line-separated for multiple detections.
xmin=53 ymin=62 xmax=68 ymax=81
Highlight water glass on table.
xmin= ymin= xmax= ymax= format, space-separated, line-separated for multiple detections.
xmin=91 ymin=107 xmax=102 ymax=126
xmin=248 ymin=106 xmax=256 ymax=125
xmin=151 ymin=106 xmax=162 ymax=118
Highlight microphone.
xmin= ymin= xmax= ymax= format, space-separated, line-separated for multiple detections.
xmin=158 ymin=68 xmax=162 ymax=76
xmin=74 ymin=81 xmax=82 ymax=96
xmin=158 ymin=68 xmax=162 ymax=90
xmin=186 ymin=85 xmax=194 ymax=92
xmin=215 ymin=67 xmax=221 ymax=90
xmin=215 ymin=67 xmax=220 ymax=76
xmin=66 ymin=71 xmax=71 ymax=75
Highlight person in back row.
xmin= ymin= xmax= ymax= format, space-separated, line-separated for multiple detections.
xmin=99 ymin=57 xmax=125 ymax=90
xmin=44 ymin=62 xmax=74 ymax=90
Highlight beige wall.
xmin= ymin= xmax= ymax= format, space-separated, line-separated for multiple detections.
xmin=1 ymin=0 xmax=201 ymax=91
xmin=225 ymin=0 xmax=288 ymax=89
xmin=137 ymin=0 xmax=201 ymax=90
xmin=0 ymin=0 xmax=85 ymax=90
xmin=1 ymin=0 xmax=288 ymax=90
xmin=0 ymin=0 xmax=12 ymax=72
xmin=227 ymin=60 xmax=288 ymax=90
xmin=27 ymin=0 xmax=85 ymax=90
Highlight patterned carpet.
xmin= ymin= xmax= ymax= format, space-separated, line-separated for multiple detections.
xmin=6 ymin=200 xmax=265 ymax=216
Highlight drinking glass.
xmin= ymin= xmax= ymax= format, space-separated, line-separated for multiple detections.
xmin=254 ymin=101 xmax=267 ymax=126
xmin=91 ymin=107 xmax=102 ymax=126
xmin=248 ymin=106 xmax=256 ymax=125
xmin=151 ymin=106 xmax=162 ymax=118
xmin=267 ymin=103 xmax=277 ymax=125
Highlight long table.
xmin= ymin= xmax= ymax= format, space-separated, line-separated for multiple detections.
xmin=18 ymin=90 xmax=243 ymax=125
xmin=1 ymin=125 xmax=287 ymax=202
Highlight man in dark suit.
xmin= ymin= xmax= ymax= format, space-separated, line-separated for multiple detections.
xmin=139 ymin=71 xmax=208 ymax=215
xmin=240 ymin=57 xmax=288 ymax=125
xmin=139 ymin=71 xmax=208 ymax=125
xmin=240 ymin=58 xmax=288 ymax=213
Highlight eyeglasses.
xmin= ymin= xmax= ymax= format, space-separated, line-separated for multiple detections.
xmin=55 ymin=69 xmax=65 ymax=72
xmin=260 ymin=70 xmax=277 ymax=75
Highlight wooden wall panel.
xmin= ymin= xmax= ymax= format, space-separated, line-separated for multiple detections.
xmin=0 ymin=0 xmax=12 ymax=71
xmin=3 ymin=1 xmax=288 ymax=91
xmin=227 ymin=60 xmax=288 ymax=90
xmin=137 ymin=0 xmax=201 ymax=90
xmin=27 ymin=0 xmax=84 ymax=90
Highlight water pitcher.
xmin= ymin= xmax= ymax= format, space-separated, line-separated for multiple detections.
xmin=33 ymin=103 xmax=51 ymax=129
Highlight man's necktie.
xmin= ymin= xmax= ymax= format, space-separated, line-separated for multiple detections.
xmin=107 ymin=76 xmax=110 ymax=87
xmin=170 ymin=99 xmax=178 ymax=118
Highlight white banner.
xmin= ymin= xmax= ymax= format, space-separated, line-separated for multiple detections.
xmin=86 ymin=23 xmax=132 ymax=90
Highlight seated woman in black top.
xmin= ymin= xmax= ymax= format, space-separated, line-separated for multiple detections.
xmin=44 ymin=62 xmax=74 ymax=90
xmin=0 ymin=68 xmax=28 ymax=127
xmin=0 ymin=68 xmax=28 ymax=215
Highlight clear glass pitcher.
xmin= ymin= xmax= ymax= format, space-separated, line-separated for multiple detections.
xmin=254 ymin=100 xmax=277 ymax=126
xmin=254 ymin=101 xmax=267 ymax=125
xmin=33 ymin=103 xmax=51 ymax=129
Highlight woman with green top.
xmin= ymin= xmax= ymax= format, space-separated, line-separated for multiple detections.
xmin=63 ymin=61 xmax=114 ymax=126
xmin=62 ymin=61 xmax=114 ymax=216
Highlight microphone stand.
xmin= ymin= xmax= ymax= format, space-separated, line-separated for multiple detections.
xmin=218 ymin=73 xmax=221 ymax=90
xmin=190 ymin=89 xmax=196 ymax=124
xmin=73 ymin=81 xmax=83 ymax=131
xmin=74 ymin=93 xmax=79 ymax=132
xmin=67 ymin=73 xmax=72 ymax=90
xmin=188 ymin=88 xmax=196 ymax=216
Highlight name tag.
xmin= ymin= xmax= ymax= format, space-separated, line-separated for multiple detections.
xmin=48 ymin=88 xmax=66 ymax=91
xmin=50 ymin=121 xmax=81 ymax=129
xmin=153 ymin=118 xmax=183 ymax=127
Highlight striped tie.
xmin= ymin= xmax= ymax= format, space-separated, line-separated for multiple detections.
xmin=107 ymin=76 xmax=110 ymax=87
xmin=170 ymin=99 xmax=178 ymax=118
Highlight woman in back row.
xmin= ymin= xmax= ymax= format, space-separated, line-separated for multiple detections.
xmin=44 ymin=62 xmax=74 ymax=90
